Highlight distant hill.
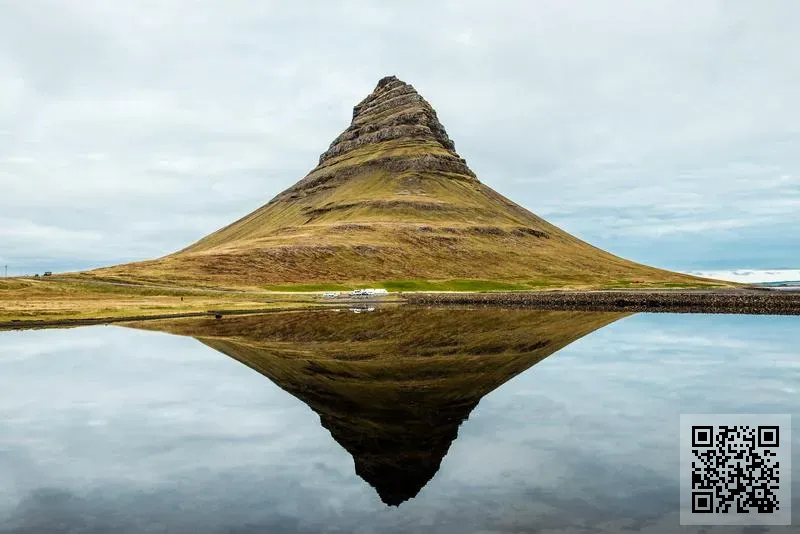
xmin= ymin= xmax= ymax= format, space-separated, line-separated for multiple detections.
xmin=90 ymin=76 xmax=717 ymax=289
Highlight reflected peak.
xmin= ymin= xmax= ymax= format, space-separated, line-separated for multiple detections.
xmin=128 ymin=307 xmax=626 ymax=506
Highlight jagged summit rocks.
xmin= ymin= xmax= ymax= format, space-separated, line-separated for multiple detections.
xmin=318 ymin=75 xmax=458 ymax=165
xmin=282 ymin=75 xmax=476 ymax=200
xmin=90 ymin=76 xmax=705 ymax=288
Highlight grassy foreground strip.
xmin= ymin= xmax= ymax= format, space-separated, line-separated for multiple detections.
xmin=0 ymin=274 xmax=737 ymax=326
xmin=0 ymin=277 xmax=318 ymax=325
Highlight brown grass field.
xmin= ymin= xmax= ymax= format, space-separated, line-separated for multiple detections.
xmin=0 ymin=276 xmax=322 ymax=324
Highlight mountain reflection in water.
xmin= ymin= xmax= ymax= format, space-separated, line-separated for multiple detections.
xmin=129 ymin=307 xmax=628 ymax=506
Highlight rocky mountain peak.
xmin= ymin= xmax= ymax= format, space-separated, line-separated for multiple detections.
xmin=317 ymin=76 xmax=457 ymax=165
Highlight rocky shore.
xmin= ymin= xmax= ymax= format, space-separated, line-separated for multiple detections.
xmin=405 ymin=289 xmax=800 ymax=315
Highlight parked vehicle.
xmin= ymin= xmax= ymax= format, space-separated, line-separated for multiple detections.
xmin=350 ymin=288 xmax=388 ymax=297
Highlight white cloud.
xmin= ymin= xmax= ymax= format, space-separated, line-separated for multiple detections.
xmin=685 ymin=269 xmax=800 ymax=283
xmin=0 ymin=218 xmax=103 ymax=247
xmin=0 ymin=1 xmax=798 ymax=272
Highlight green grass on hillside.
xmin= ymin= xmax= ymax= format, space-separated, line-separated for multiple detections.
xmin=382 ymin=280 xmax=545 ymax=292
xmin=262 ymin=278 xmax=734 ymax=293
xmin=261 ymin=279 xmax=559 ymax=292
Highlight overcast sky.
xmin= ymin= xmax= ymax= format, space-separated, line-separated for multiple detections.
xmin=1 ymin=0 xmax=798 ymax=276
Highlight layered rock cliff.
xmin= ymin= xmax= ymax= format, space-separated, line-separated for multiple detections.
xmin=320 ymin=75 xmax=460 ymax=163
xmin=277 ymin=75 xmax=477 ymax=202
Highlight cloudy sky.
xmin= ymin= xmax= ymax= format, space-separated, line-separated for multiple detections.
xmin=1 ymin=1 xmax=798 ymax=276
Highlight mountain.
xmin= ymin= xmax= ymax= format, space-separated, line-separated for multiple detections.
xmin=128 ymin=307 xmax=628 ymax=506
xmin=93 ymin=76 xmax=710 ymax=289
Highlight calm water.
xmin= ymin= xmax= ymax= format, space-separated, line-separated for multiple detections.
xmin=0 ymin=308 xmax=797 ymax=533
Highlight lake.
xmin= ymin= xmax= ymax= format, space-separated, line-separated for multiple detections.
xmin=0 ymin=307 xmax=797 ymax=533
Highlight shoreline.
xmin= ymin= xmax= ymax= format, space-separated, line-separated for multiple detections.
xmin=0 ymin=306 xmax=337 ymax=331
xmin=404 ymin=288 xmax=800 ymax=315
xmin=0 ymin=298 xmax=399 ymax=331
xmin=2 ymin=288 xmax=799 ymax=330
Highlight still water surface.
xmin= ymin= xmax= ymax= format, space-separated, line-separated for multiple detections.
xmin=0 ymin=308 xmax=797 ymax=533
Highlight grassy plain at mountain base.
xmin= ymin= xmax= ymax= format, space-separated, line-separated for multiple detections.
xmin=0 ymin=277 xmax=317 ymax=324
xmin=0 ymin=272 xmax=733 ymax=326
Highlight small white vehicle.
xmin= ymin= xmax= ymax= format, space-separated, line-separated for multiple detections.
xmin=351 ymin=288 xmax=389 ymax=297
xmin=322 ymin=292 xmax=341 ymax=299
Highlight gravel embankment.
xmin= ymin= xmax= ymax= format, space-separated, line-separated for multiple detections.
xmin=405 ymin=289 xmax=800 ymax=315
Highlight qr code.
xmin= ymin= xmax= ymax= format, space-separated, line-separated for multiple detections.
xmin=680 ymin=414 xmax=792 ymax=526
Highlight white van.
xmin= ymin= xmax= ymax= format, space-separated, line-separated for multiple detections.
xmin=351 ymin=288 xmax=388 ymax=297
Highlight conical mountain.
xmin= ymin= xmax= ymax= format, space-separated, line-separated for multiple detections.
xmin=128 ymin=307 xmax=628 ymax=505
xmin=96 ymin=76 xmax=706 ymax=288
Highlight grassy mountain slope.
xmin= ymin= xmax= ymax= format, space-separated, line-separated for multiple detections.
xmin=89 ymin=76 xmax=720 ymax=290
